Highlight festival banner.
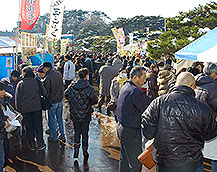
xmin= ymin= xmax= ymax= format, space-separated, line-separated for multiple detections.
xmin=60 ymin=39 xmax=69 ymax=56
xmin=112 ymin=27 xmax=126 ymax=54
xmin=21 ymin=32 xmax=37 ymax=56
xmin=48 ymin=0 xmax=65 ymax=40
xmin=112 ymin=27 xmax=120 ymax=43
xmin=118 ymin=28 xmax=126 ymax=44
xmin=112 ymin=27 xmax=120 ymax=53
xmin=45 ymin=24 xmax=49 ymax=49
xmin=20 ymin=0 xmax=40 ymax=30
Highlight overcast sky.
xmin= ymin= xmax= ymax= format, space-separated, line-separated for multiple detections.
xmin=0 ymin=0 xmax=212 ymax=31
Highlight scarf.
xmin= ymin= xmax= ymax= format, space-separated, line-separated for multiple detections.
xmin=117 ymin=75 xmax=128 ymax=91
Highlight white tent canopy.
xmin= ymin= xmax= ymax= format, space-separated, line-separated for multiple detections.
xmin=0 ymin=36 xmax=20 ymax=54
xmin=175 ymin=27 xmax=217 ymax=62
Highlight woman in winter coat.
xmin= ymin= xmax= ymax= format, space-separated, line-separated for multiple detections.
xmin=15 ymin=67 xmax=46 ymax=151
xmin=109 ymin=70 xmax=128 ymax=122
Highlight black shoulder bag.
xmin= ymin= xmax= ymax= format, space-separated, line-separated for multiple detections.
xmin=35 ymin=79 xmax=52 ymax=110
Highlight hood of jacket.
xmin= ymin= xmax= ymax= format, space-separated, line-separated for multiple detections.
xmin=73 ymin=79 xmax=90 ymax=91
xmin=195 ymin=73 xmax=216 ymax=86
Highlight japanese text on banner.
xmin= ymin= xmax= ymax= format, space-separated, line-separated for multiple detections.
xmin=21 ymin=0 xmax=40 ymax=30
xmin=48 ymin=0 xmax=65 ymax=40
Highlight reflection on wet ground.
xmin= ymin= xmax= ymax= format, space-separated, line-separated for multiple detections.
xmin=5 ymin=103 xmax=157 ymax=172
xmin=5 ymin=106 xmax=120 ymax=172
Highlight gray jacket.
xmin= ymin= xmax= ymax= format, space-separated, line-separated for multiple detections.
xmin=113 ymin=58 xmax=123 ymax=73
xmin=110 ymin=77 xmax=119 ymax=115
xmin=99 ymin=64 xmax=118 ymax=96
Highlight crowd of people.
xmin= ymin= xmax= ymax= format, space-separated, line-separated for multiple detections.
xmin=0 ymin=51 xmax=217 ymax=172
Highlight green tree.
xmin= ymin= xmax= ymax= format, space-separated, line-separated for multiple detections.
xmin=147 ymin=1 xmax=217 ymax=60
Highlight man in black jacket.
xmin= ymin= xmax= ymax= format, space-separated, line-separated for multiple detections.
xmin=117 ymin=66 xmax=151 ymax=172
xmin=142 ymin=72 xmax=217 ymax=172
xmin=65 ymin=68 xmax=98 ymax=164
xmin=42 ymin=62 xmax=65 ymax=142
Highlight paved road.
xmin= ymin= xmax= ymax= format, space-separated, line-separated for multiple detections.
xmin=4 ymin=107 xmax=120 ymax=172
xmin=5 ymin=104 xmax=156 ymax=172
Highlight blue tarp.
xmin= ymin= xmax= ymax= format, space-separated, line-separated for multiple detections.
xmin=30 ymin=54 xmax=43 ymax=66
xmin=30 ymin=54 xmax=53 ymax=66
xmin=44 ymin=54 xmax=53 ymax=66
xmin=175 ymin=27 xmax=217 ymax=62
xmin=0 ymin=56 xmax=15 ymax=80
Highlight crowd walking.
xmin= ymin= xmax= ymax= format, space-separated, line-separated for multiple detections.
xmin=0 ymin=52 xmax=217 ymax=172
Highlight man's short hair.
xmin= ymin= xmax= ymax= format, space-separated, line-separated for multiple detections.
xmin=11 ymin=70 xmax=20 ymax=78
xmin=78 ymin=68 xmax=89 ymax=79
xmin=64 ymin=54 xmax=71 ymax=60
xmin=187 ymin=67 xmax=200 ymax=76
xmin=203 ymin=62 xmax=217 ymax=75
xmin=42 ymin=62 xmax=52 ymax=69
xmin=0 ymin=82 xmax=6 ymax=91
xmin=22 ymin=67 xmax=35 ymax=78
xmin=130 ymin=66 xmax=146 ymax=79
xmin=20 ymin=63 xmax=28 ymax=70
xmin=158 ymin=62 xmax=164 ymax=67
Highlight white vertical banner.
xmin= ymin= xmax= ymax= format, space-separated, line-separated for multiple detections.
xmin=48 ymin=0 xmax=65 ymax=40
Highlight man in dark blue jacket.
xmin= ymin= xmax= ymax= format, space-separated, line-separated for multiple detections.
xmin=117 ymin=66 xmax=151 ymax=172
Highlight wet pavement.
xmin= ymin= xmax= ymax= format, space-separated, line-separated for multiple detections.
xmin=4 ymin=105 xmax=120 ymax=172
xmin=4 ymin=104 xmax=156 ymax=172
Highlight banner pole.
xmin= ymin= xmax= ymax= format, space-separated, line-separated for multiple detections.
xmin=15 ymin=0 xmax=21 ymax=70
xmin=164 ymin=18 xmax=167 ymax=32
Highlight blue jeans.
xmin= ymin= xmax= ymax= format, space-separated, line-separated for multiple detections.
xmin=196 ymin=160 xmax=217 ymax=172
xmin=48 ymin=102 xmax=65 ymax=140
xmin=0 ymin=139 xmax=5 ymax=172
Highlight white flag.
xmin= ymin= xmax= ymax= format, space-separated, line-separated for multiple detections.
xmin=48 ymin=0 xmax=65 ymax=40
